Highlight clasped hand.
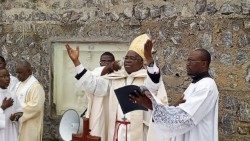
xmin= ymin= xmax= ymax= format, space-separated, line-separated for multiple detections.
xmin=1 ymin=97 xmax=14 ymax=110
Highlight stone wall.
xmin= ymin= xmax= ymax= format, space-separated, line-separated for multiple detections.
xmin=0 ymin=0 xmax=249 ymax=140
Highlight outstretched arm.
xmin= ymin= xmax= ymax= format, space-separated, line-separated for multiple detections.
xmin=66 ymin=44 xmax=110 ymax=96
xmin=144 ymin=39 xmax=160 ymax=83
xmin=65 ymin=44 xmax=81 ymax=67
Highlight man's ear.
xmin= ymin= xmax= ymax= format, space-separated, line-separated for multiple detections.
xmin=201 ymin=61 xmax=207 ymax=67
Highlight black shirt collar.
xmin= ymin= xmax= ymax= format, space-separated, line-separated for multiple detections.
xmin=191 ymin=71 xmax=211 ymax=83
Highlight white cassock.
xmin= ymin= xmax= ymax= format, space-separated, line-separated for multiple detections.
xmin=75 ymin=64 xmax=168 ymax=141
xmin=0 ymin=76 xmax=21 ymax=141
xmin=16 ymin=75 xmax=45 ymax=141
xmin=77 ymin=66 xmax=107 ymax=140
xmin=147 ymin=77 xmax=219 ymax=141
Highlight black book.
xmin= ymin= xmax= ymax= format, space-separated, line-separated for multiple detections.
xmin=114 ymin=85 xmax=148 ymax=114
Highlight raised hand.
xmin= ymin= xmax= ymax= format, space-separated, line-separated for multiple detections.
xmin=101 ymin=61 xmax=121 ymax=75
xmin=111 ymin=61 xmax=122 ymax=72
xmin=1 ymin=97 xmax=14 ymax=110
xmin=144 ymin=40 xmax=155 ymax=66
xmin=65 ymin=44 xmax=81 ymax=66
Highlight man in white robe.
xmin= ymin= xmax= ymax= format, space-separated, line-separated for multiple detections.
xmin=66 ymin=34 xmax=169 ymax=141
xmin=84 ymin=52 xmax=120 ymax=139
xmin=0 ymin=68 xmax=21 ymax=141
xmin=132 ymin=48 xmax=219 ymax=141
xmin=15 ymin=60 xmax=45 ymax=141
xmin=0 ymin=56 xmax=19 ymax=92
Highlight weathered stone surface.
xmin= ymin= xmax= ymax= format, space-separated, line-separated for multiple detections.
xmin=223 ymin=96 xmax=239 ymax=112
xmin=244 ymin=20 xmax=250 ymax=29
xmin=0 ymin=24 xmax=3 ymax=34
xmin=220 ymin=3 xmax=237 ymax=15
xmin=181 ymin=5 xmax=194 ymax=18
xmin=158 ymin=30 xmax=167 ymax=40
xmin=5 ymin=34 xmax=13 ymax=44
xmin=107 ymin=12 xmax=120 ymax=21
xmin=61 ymin=11 xmax=81 ymax=24
xmin=231 ymin=20 xmax=243 ymax=31
xmin=206 ymin=2 xmax=217 ymax=15
xmin=171 ymin=31 xmax=182 ymax=45
xmin=190 ymin=22 xmax=198 ymax=30
xmin=129 ymin=17 xmax=140 ymax=26
xmin=195 ymin=0 xmax=207 ymax=14
xmin=246 ymin=66 xmax=250 ymax=82
xmin=238 ymin=102 xmax=250 ymax=122
xmin=221 ymin=31 xmax=233 ymax=48
xmin=77 ymin=12 xmax=89 ymax=23
xmin=198 ymin=20 xmax=212 ymax=31
xmin=175 ymin=48 xmax=189 ymax=60
xmin=0 ymin=45 xmax=8 ymax=59
xmin=160 ymin=3 xmax=177 ymax=18
xmin=32 ymin=53 xmax=41 ymax=66
xmin=63 ymin=0 xmax=73 ymax=9
xmin=96 ymin=9 xmax=106 ymax=19
xmin=200 ymin=33 xmax=213 ymax=50
xmin=220 ymin=53 xmax=232 ymax=65
xmin=220 ymin=113 xmax=236 ymax=135
xmin=237 ymin=126 xmax=248 ymax=135
xmin=123 ymin=6 xmax=133 ymax=18
xmin=241 ymin=0 xmax=250 ymax=15
xmin=150 ymin=6 xmax=161 ymax=18
xmin=0 ymin=1 xmax=249 ymax=140
xmin=51 ymin=1 xmax=60 ymax=9
xmin=134 ymin=5 xmax=150 ymax=20
xmin=236 ymin=50 xmax=248 ymax=64
xmin=163 ymin=46 xmax=176 ymax=61
xmin=162 ymin=63 xmax=174 ymax=75
xmin=208 ymin=67 xmax=216 ymax=78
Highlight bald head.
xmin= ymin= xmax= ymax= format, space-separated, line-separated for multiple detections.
xmin=194 ymin=48 xmax=211 ymax=67
xmin=16 ymin=60 xmax=32 ymax=69
xmin=186 ymin=48 xmax=211 ymax=77
xmin=15 ymin=59 xmax=32 ymax=82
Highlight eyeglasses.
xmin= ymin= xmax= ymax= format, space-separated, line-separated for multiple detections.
xmin=123 ymin=56 xmax=142 ymax=62
xmin=100 ymin=60 xmax=113 ymax=63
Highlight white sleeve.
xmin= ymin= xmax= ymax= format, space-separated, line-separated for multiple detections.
xmin=14 ymin=95 xmax=23 ymax=113
xmin=77 ymin=70 xmax=109 ymax=96
xmin=0 ymin=108 xmax=5 ymax=129
xmin=75 ymin=64 xmax=85 ymax=75
xmin=147 ymin=62 xmax=159 ymax=74
xmin=74 ymin=64 xmax=109 ymax=96
xmin=178 ymin=88 xmax=218 ymax=124
xmin=150 ymin=99 xmax=195 ymax=137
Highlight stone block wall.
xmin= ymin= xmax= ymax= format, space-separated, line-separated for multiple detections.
xmin=0 ymin=0 xmax=249 ymax=140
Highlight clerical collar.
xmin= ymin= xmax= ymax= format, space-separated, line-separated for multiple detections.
xmin=191 ymin=72 xmax=211 ymax=83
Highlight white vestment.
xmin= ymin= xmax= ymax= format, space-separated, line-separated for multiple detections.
xmin=0 ymin=76 xmax=21 ymax=141
xmin=80 ymin=66 xmax=107 ymax=140
xmin=148 ymin=77 xmax=219 ymax=141
xmin=76 ymin=64 xmax=168 ymax=141
xmin=16 ymin=75 xmax=45 ymax=141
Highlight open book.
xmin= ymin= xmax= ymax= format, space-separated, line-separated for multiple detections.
xmin=114 ymin=85 xmax=148 ymax=114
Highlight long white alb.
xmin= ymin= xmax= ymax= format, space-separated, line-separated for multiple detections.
xmin=148 ymin=77 xmax=219 ymax=141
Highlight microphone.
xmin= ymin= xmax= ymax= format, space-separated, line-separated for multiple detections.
xmin=80 ymin=109 xmax=87 ymax=117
